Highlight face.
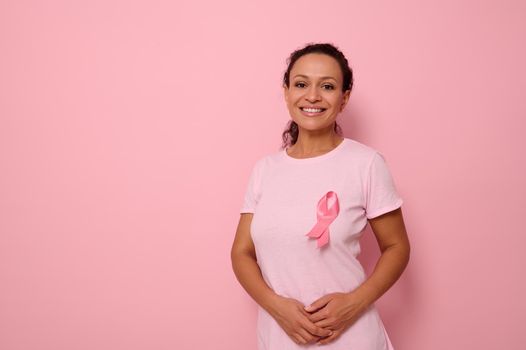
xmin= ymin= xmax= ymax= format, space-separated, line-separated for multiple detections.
xmin=283 ymin=53 xmax=350 ymax=133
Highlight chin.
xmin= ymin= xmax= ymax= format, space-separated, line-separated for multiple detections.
xmin=294 ymin=118 xmax=334 ymax=130
xmin=297 ymin=125 xmax=332 ymax=133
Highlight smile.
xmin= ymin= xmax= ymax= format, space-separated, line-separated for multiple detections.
xmin=300 ymin=107 xmax=327 ymax=116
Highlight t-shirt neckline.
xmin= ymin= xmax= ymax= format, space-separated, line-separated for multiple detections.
xmin=282 ymin=137 xmax=348 ymax=163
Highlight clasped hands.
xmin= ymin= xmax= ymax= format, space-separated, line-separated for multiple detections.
xmin=270 ymin=291 xmax=370 ymax=346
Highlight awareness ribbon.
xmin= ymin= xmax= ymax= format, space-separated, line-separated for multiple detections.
xmin=305 ymin=191 xmax=340 ymax=248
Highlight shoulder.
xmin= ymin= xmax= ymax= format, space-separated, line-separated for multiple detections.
xmin=344 ymin=137 xmax=377 ymax=153
xmin=244 ymin=149 xmax=283 ymax=182
xmin=341 ymin=137 xmax=381 ymax=163
xmin=251 ymin=148 xmax=285 ymax=168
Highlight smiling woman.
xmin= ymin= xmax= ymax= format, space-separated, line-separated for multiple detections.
xmin=231 ymin=43 xmax=410 ymax=350
xmin=281 ymin=43 xmax=353 ymax=150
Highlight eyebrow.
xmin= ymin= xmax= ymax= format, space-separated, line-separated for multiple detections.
xmin=292 ymin=74 xmax=337 ymax=81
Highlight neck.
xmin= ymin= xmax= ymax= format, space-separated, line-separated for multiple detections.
xmin=289 ymin=129 xmax=344 ymax=157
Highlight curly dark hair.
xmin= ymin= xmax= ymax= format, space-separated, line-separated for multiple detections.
xmin=281 ymin=43 xmax=354 ymax=149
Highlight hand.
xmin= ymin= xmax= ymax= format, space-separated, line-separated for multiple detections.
xmin=268 ymin=294 xmax=334 ymax=345
xmin=304 ymin=292 xmax=370 ymax=345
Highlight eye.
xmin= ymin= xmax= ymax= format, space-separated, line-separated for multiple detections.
xmin=322 ymin=84 xmax=335 ymax=90
xmin=294 ymin=82 xmax=306 ymax=88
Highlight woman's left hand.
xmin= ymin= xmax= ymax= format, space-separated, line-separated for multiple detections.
xmin=303 ymin=291 xmax=370 ymax=345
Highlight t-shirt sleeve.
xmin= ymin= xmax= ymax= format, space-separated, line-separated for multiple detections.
xmin=240 ymin=159 xmax=263 ymax=214
xmin=365 ymin=151 xmax=403 ymax=219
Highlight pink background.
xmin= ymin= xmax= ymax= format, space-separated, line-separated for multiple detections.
xmin=1 ymin=1 xmax=525 ymax=349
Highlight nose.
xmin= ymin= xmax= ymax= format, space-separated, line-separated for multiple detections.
xmin=305 ymin=85 xmax=321 ymax=102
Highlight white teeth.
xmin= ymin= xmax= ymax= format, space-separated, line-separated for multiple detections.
xmin=302 ymin=108 xmax=324 ymax=113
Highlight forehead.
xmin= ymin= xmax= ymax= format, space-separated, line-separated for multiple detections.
xmin=290 ymin=53 xmax=342 ymax=80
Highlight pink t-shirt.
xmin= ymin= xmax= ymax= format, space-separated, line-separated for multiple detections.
xmin=240 ymin=137 xmax=403 ymax=350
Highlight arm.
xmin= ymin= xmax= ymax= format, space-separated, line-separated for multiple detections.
xmin=230 ymin=213 xmax=278 ymax=313
xmin=352 ymin=207 xmax=410 ymax=306
xmin=305 ymin=207 xmax=410 ymax=345
xmin=230 ymin=213 xmax=333 ymax=344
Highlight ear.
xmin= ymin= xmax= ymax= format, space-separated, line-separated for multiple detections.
xmin=283 ymin=84 xmax=289 ymax=104
xmin=340 ymin=89 xmax=351 ymax=112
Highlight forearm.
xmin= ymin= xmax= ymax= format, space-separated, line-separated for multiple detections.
xmin=352 ymin=243 xmax=410 ymax=307
xmin=231 ymin=252 xmax=279 ymax=313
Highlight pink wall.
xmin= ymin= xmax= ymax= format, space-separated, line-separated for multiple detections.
xmin=1 ymin=0 xmax=525 ymax=349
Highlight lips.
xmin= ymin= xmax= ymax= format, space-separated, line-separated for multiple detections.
xmin=300 ymin=106 xmax=327 ymax=116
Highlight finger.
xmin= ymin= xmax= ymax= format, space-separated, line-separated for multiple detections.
xmin=298 ymin=327 xmax=319 ymax=344
xmin=302 ymin=308 xmax=325 ymax=326
xmin=302 ymin=317 xmax=332 ymax=338
xmin=313 ymin=318 xmax=333 ymax=329
xmin=292 ymin=332 xmax=308 ymax=345
xmin=305 ymin=323 xmax=332 ymax=338
xmin=306 ymin=309 xmax=328 ymax=323
xmin=304 ymin=297 xmax=330 ymax=312
xmin=300 ymin=307 xmax=313 ymax=317
xmin=317 ymin=330 xmax=339 ymax=345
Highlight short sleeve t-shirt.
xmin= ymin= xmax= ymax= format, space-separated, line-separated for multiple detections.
xmin=240 ymin=137 xmax=403 ymax=350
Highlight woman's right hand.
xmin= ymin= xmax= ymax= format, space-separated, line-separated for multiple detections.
xmin=268 ymin=294 xmax=333 ymax=345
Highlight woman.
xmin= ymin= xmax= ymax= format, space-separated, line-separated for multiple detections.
xmin=231 ymin=43 xmax=410 ymax=349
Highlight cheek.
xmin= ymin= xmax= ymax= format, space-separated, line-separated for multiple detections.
xmin=327 ymin=95 xmax=343 ymax=107
xmin=289 ymin=91 xmax=303 ymax=102
xmin=287 ymin=99 xmax=302 ymax=111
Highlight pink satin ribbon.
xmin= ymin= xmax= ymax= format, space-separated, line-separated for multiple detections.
xmin=306 ymin=191 xmax=340 ymax=248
